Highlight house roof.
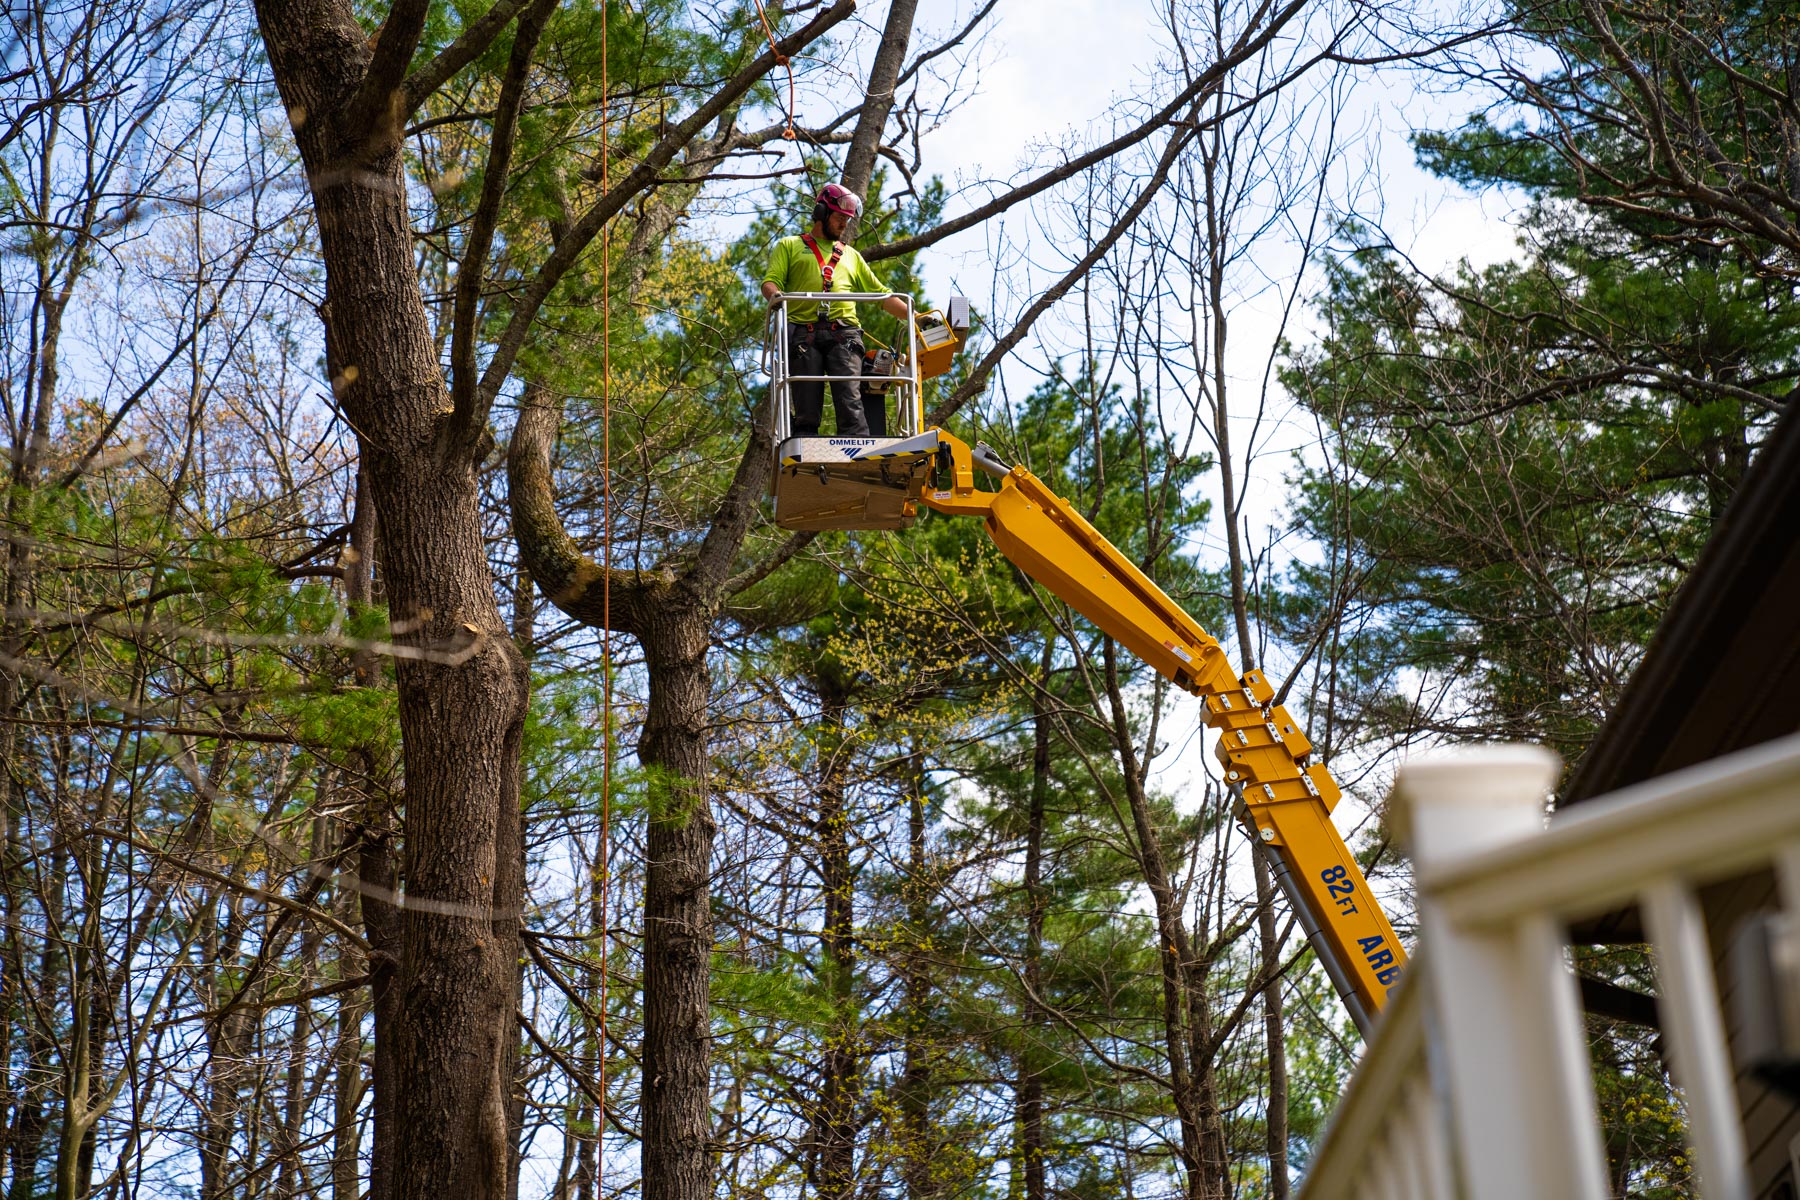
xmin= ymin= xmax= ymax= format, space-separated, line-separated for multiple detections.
xmin=1563 ymin=398 xmax=1800 ymax=808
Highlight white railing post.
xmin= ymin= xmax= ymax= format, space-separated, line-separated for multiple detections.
xmin=1640 ymin=879 xmax=1752 ymax=1200
xmin=1394 ymin=745 xmax=1610 ymax=1200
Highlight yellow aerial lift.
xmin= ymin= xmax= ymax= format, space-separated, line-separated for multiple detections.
xmin=765 ymin=293 xmax=1405 ymax=1035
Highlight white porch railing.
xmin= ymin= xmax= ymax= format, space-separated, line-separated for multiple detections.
xmin=1298 ymin=734 xmax=1800 ymax=1200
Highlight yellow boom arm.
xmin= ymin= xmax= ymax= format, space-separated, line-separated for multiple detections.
xmin=921 ymin=431 xmax=1403 ymax=1033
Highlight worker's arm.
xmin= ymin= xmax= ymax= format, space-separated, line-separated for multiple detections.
xmin=761 ymin=238 xmax=795 ymax=306
xmin=919 ymin=431 xmax=1403 ymax=1035
xmin=845 ymin=252 xmax=909 ymax=321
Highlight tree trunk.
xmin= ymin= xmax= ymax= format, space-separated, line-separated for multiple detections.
xmin=841 ymin=0 xmax=919 ymax=209
xmin=200 ymin=896 xmax=251 ymax=1200
xmin=345 ymin=468 xmax=402 ymax=1200
xmin=360 ymin=825 xmax=403 ymax=1200
xmin=5 ymin=851 xmax=65 ymax=1200
xmin=509 ymin=384 xmax=750 ymax=1200
xmin=330 ymin=922 xmax=367 ymax=1200
xmin=1015 ymin=643 xmax=1052 ymax=1200
xmin=2 ymin=159 xmax=62 ymax=1200
xmin=252 ymin=8 xmax=530 ymax=1197
xmin=277 ymin=923 xmax=321 ymax=1200
xmin=809 ymin=684 xmax=859 ymax=1200
xmin=1253 ymin=847 xmax=1290 ymax=1199
xmin=1100 ymin=644 xmax=1225 ymax=1200
xmin=637 ymin=609 xmax=717 ymax=1200
xmin=1202 ymin=101 xmax=1287 ymax=1198
xmin=899 ymin=751 xmax=936 ymax=1200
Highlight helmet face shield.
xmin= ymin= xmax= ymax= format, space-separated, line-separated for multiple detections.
xmin=818 ymin=183 xmax=863 ymax=220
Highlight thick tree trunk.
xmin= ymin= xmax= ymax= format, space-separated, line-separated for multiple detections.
xmin=253 ymin=7 xmax=530 ymax=1198
xmin=371 ymin=378 xmax=526 ymax=1200
xmin=841 ymin=0 xmax=919 ymax=209
xmin=637 ymin=609 xmax=717 ymax=1200
xmin=510 ymin=383 xmax=741 ymax=1200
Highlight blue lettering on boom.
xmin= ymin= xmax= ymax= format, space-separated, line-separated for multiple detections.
xmin=1357 ymin=934 xmax=1402 ymax=986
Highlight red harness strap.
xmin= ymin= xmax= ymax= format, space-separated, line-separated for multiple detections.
xmin=801 ymin=233 xmax=846 ymax=320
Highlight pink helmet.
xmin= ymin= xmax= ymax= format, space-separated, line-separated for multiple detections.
xmin=817 ymin=183 xmax=863 ymax=219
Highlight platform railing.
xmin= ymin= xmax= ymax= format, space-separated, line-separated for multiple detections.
xmin=762 ymin=292 xmax=921 ymax=442
xmin=1298 ymin=734 xmax=1800 ymax=1200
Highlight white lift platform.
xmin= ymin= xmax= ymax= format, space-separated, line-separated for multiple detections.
xmin=764 ymin=291 xmax=961 ymax=532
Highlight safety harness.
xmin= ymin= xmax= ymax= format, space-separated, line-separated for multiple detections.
xmin=800 ymin=233 xmax=845 ymax=324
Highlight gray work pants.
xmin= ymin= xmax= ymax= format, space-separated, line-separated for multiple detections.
xmin=788 ymin=321 xmax=867 ymax=438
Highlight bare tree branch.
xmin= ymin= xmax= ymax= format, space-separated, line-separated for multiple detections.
xmin=931 ymin=125 xmax=1198 ymax=426
xmin=866 ymin=0 xmax=1306 ymax=264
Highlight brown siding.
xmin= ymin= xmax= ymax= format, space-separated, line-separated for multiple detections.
xmin=1700 ymin=871 xmax=1800 ymax=1197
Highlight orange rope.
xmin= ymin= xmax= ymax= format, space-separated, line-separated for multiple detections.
xmin=752 ymin=0 xmax=797 ymax=140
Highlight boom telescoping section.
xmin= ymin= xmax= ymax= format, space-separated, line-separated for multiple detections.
xmin=920 ymin=432 xmax=1404 ymax=1034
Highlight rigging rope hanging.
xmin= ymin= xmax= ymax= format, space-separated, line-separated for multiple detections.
xmin=753 ymin=0 xmax=797 ymax=140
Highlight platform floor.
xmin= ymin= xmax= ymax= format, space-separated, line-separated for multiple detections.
xmin=772 ymin=434 xmax=940 ymax=531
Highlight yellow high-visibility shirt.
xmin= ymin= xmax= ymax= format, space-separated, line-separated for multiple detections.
xmin=762 ymin=235 xmax=889 ymax=324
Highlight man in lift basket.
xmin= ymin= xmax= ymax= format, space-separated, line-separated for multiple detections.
xmin=761 ymin=183 xmax=911 ymax=438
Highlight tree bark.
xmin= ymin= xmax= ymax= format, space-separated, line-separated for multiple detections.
xmin=808 ymin=682 xmax=860 ymax=1200
xmin=841 ymin=0 xmax=919 ymax=216
xmin=252 ymin=6 xmax=530 ymax=1198
xmin=637 ymin=609 xmax=718 ymax=1200
xmin=1101 ymin=643 xmax=1228 ymax=1200
xmin=898 ymin=750 xmax=936 ymax=1200
xmin=1015 ymin=642 xmax=1053 ymax=1200
xmin=1252 ymin=847 xmax=1290 ymax=1200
